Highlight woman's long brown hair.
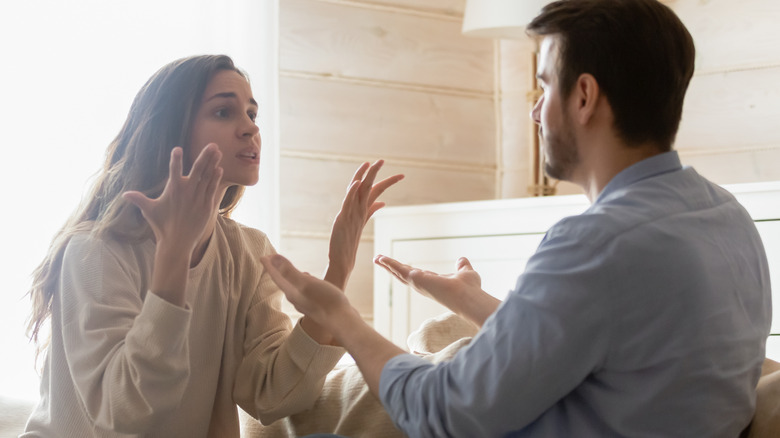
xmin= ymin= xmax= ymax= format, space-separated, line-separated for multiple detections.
xmin=27 ymin=55 xmax=247 ymax=359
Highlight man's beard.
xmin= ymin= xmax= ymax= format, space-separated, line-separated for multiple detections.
xmin=542 ymin=114 xmax=579 ymax=181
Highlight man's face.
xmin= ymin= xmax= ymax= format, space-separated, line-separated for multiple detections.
xmin=531 ymin=36 xmax=579 ymax=182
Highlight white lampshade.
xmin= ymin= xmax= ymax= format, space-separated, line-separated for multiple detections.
xmin=462 ymin=0 xmax=551 ymax=39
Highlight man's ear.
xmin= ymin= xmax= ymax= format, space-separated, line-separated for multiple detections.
xmin=572 ymin=73 xmax=600 ymax=125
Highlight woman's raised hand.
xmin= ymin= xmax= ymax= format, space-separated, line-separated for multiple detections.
xmin=325 ymin=160 xmax=404 ymax=289
xmin=123 ymin=144 xmax=223 ymax=255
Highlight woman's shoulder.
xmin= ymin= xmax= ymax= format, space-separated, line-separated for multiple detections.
xmin=65 ymin=227 xmax=152 ymax=264
xmin=217 ymin=216 xmax=274 ymax=255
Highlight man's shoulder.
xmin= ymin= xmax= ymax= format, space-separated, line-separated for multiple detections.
xmin=547 ymin=169 xmax=743 ymax=247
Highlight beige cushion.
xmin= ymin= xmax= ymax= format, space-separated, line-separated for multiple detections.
xmin=747 ymin=359 xmax=780 ymax=438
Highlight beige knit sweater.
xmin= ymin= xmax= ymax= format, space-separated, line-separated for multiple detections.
xmin=22 ymin=216 xmax=344 ymax=438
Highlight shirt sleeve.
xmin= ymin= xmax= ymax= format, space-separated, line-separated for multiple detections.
xmin=58 ymin=235 xmax=192 ymax=434
xmin=233 ymin=239 xmax=345 ymax=425
xmin=379 ymin=222 xmax=616 ymax=437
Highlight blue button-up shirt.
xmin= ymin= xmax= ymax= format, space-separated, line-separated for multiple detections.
xmin=379 ymin=151 xmax=771 ymax=437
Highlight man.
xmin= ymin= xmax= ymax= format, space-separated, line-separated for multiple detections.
xmin=262 ymin=0 xmax=772 ymax=436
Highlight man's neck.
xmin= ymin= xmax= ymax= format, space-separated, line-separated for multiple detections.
xmin=574 ymin=142 xmax=664 ymax=202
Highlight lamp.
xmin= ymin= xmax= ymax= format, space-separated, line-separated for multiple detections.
xmin=462 ymin=0 xmax=551 ymax=39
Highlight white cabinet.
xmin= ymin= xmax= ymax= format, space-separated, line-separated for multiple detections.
xmin=373 ymin=182 xmax=780 ymax=360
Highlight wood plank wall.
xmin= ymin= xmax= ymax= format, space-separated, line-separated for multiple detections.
xmin=278 ymin=0 xmax=495 ymax=320
xmin=497 ymin=37 xmax=537 ymax=197
xmin=671 ymin=0 xmax=780 ymax=183
xmin=278 ymin=0 xmax=780 ymax=320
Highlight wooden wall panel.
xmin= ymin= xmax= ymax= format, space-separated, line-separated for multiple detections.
xmin=280 ymin=156 xmax=495 ymax=235
xmin=667 ymin=0 xmax=780 ymax=186
xmin=668 ymin=0 xmax=780 ymax=73
xmin=280 ymin=0 xmax=493 ymax=92
xmin=680 ymin=148 xmax=780 ymax=186
xmin=500 ymin=92 xmax=531 ymax=198
xmin=279 ymin=235 xmax=376 ymax=317
xmin=499 ymin=39 xmax=535 ymax=94
xmin=501 ymin=170 xmax=528 ymax=198
xmin=357 ymin=0 xmax=465 ymax=16
xmin=499 ymin=39 xmax=535 ymax=198
xmin=675 ymin=67 xmax=780 ymax=151
xmin=280 ymin=75 xmax=496 ymax=166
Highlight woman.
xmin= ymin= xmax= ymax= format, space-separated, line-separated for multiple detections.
xmin=22 ymin=55 xmax=402 ymax=437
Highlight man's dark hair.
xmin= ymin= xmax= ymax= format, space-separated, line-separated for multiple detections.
xmin=527 ymin=0 xmax=695 ymax=151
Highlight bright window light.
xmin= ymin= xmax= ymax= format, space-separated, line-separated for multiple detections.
xmin=0 ymin=0 xmax=278 ymax=403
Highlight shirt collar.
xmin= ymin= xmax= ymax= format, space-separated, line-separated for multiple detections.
xmin=595 ymin=151 xmax=683 ymax=204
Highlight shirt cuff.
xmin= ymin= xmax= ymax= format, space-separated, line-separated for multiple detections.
xmin=379 ymin=353 xmax=430 ymax=405
xmin=286 ymin=319 xmax=346 ymax=371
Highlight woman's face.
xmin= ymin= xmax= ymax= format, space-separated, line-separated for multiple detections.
xmin=189 ymin=69 xmax=261 ymax=189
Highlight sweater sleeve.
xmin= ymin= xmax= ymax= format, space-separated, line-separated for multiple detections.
xmin=233 ymin=240 xmax=345 ymax=425
xmin=58 ymin=235 xmax=192 ymax=434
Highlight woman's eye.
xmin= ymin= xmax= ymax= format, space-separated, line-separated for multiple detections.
xmin=248 ymin=112 xmax=258 ymax=123
xmin=215 ymin=108 xmax=230 ymax=118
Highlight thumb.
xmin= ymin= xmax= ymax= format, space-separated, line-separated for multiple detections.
xmin=122 ymin=191 xmax=152 ymax=213
xmin=456 ymin=257 xmax=474 ymax=272
xmin=261 ymin=254 xmax=307 ymax=295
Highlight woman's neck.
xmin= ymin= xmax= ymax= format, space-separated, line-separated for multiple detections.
xmin=191 ymin=212 xmax=218 ymax=268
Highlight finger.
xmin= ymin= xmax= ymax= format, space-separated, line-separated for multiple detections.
xmin=261 ymin=255 xmax=308 ymax=299
xmin=122 ymin=191 xmax=153 ymax=213
xmin=406 ymin=268 xmax=431 ymax=289
xmin=367 ymin=175 xmax=404 ymax=206
xmin=190 ymin=143 xmax=219 ymax=180
xmin=270 ymin=254 xmax=311 ymax=289
xmin=170 ymin=147 xmax=184 ymax=180
xmin=205 ymin=167 xmax=224 ymax=209
xmin=456 ymin=257 xmax=474 ymax=272
xmin=344 ymin=179 xmax=360 ymax=202
xmin=359 ymin=160 xmax=384 ymax=199
xmin=200 ymin=148 xmax=222 ymax=193
xmin=349 ymin=162 xmax=370 ymax=190
xmin=374 ymin=255 xmax=412 ymax=285
xmin=366 ymin=202 xmax=386 ymax=220
xmin=194 ymin=145 xmax=222 ymax=193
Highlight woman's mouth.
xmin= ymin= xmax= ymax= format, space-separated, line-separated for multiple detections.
xmin=237 ymin=150 xmax=260 ymax=163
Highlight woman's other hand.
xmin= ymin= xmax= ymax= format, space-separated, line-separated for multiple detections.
xmin=325 ymin=160 xmax=403 ymax=289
